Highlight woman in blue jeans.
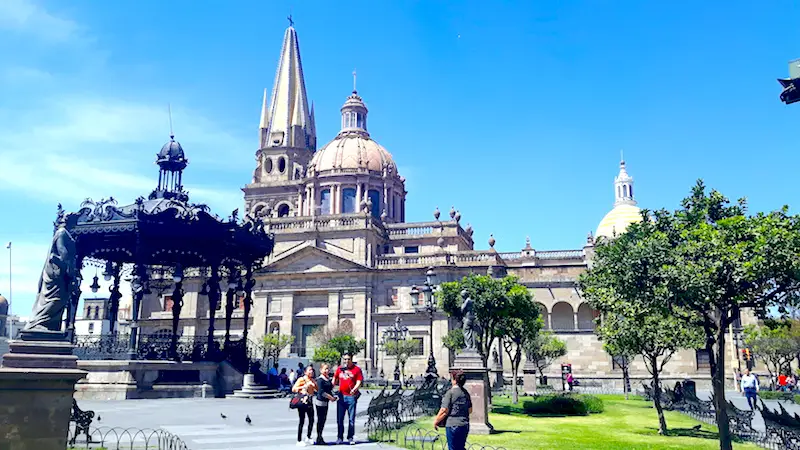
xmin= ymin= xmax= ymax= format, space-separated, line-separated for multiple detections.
xmin=434 ymin=369 xmax=472 ymax=450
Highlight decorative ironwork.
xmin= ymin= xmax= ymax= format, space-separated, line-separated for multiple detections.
xmin=67 ymin=425 xmax=188 ymax=450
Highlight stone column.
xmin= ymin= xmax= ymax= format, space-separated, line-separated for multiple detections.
xmin=522 ymin=361 xmax=538 ymax=394
xmin=1 ymin=330 xmax=87 ymax=450
xmin=452 ymin=350 xmax=493 ymax=435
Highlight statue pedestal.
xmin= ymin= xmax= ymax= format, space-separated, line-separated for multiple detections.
xmin=0 ymin=331 xmax=86 ymax=450
xmin=522 ymin=362 xmax=538 ymax=395
xmin=490 ymin=366 xmax=504 ymax=392
xmin=452 ymin=350 xmax=493 ymax=435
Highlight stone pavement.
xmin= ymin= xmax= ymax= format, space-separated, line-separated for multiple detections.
xmin=79 ymin=394 xmax=403 ymax=450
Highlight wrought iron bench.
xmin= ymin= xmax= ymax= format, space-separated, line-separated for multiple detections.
xmin=759 ymin=400 xmax=800 ymax=450
xmin=68 ymin=399 xmax=95 ymax=445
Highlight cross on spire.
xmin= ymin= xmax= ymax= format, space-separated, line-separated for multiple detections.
xmin=287 ymin=14 xmax=294 ymax=27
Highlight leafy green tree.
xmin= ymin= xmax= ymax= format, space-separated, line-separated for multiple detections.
xmin=260 ymin=333 xmax=295 ymax=365
xmin=327 ymin=335 xmax=367 ymax=358
xmin=496 ymin=284 xmax=543 ymax=404
xmin=384 ymin=339 xmax=418 ymax=378
xmin=579 ymin=209 xmax=704 ymax=434
xmin=311 ymin=346 xmax=342 ymax=367
xmin=524 ymin=331 xmax=567 ymax=385
xmin=438 ymin=274 xmax=520 ymax=367
xmin=743 ymin=321 xmax=795 ymax=386
xmin=442 ymin=328 xmax=465 ymax=366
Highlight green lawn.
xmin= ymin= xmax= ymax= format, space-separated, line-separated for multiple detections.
xmin=395 ymin=395 xmax=760 ymax=450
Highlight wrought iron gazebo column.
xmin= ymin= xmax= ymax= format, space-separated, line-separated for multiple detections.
xmin=129 ymin=264 xmax=148 ymax=359
xmin=224 ymin=272 xmax=236 ymax=348
xmin=242 ymin=266 xmax=255 ymax=347
xmin=170 ymin=279 xmax=184 ymax=360
xmin=206 ymin=264 xmax=221 ymax=354
xmin=107 ymin=263 xmax=122 ymax=335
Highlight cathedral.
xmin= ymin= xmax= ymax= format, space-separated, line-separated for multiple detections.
xmin=135 ymin=23 xmax=751 ymax=387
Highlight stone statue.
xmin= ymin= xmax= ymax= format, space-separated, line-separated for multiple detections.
xmin=25 ymin=223 xmax=78 ymax=332
xmin=461 ymin=289 xmax=478 ymax=351
xmin=492 ymin=348 xmax=500 ymax=366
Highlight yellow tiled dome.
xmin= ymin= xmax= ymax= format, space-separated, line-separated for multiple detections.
xmin=596 ymin=203 xmax=642 ymax=239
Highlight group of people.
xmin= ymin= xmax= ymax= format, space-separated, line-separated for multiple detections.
xmin=286 ymin=354 xmax=474 ymax=450
xmin=776 ymin=371 xmax=798 ymax=392
xmin=289 ymin=352 xmax=364 ymax=446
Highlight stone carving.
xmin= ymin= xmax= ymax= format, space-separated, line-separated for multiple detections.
xmin=461 ymin=289 xmax=478 ymax=351
xmin=492 ymin=348 xmax=500 ymax=366
xmin=25 ymin=223 xmax=78 ymax=332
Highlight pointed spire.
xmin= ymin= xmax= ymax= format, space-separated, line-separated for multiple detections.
xmin=259 ymin=88 xmax=270 ymax=147
xmin=614 ymin=156 xmax=636 ymax=206
xmin=260 ymin=24 xmax=314 ymax=151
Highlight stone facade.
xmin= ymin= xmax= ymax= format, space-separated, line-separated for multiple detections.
xmin=130 ymin=23 xmax=755 ymax=388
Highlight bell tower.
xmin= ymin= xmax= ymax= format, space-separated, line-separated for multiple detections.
xmin=244 ymin=20 xmax=316 ymax=219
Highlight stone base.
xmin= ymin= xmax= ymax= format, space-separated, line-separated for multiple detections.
xmin=490 ymin=368 xmax=503 ymax=391
xmin=522 ymin=364 xmax=538 ymax=395
xmin=452 ymin=351 xmax=493 ymax=435
xmin=2 ymin=337 xmax=78 ymax=370
xmin=230 ymin=373 xmax=282 ymax=399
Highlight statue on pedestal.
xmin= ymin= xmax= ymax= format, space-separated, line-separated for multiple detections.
xmin=461 ymin=289 xmax=479 ymax=351
xmin=24 ymin=220 xmax=78 ymax=332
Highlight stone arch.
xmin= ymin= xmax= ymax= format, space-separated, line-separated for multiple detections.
xmin=251 ymin=202 xmax=269 ymax=217
xmin=577 ymin=302 xmax=598 ymax=330
xmin=551 ymin=302 xmax=575 ymax=331
xmin=535 ymin=302 xmax=549 ymax=330
xmin=277 ymin=203 xmax=291 ymax=218
xmin=268 ymin=321 xmax=280 ymax=334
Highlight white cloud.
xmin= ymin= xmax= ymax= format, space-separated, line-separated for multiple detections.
xmin=0 ymin=0 xmax=83 ymax=43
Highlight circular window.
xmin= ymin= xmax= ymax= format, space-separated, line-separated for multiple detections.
xmin=265 ymin=158 xmax=273 ymax=173
xmin=278 ymin=157 xmax=286 ymax=173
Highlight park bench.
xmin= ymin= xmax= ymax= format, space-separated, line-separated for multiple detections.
xmin=68 ymin=399 xmax=95 ymax=445
xmin=759 ymin=400 xmax=800 ymax=450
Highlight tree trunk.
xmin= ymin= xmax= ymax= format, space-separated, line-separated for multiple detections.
xmin=512 ymin=360 xmax=519 ymax=404
xmin=650 ymin=356 xmax=668 ymax=435
xmin=623 ymin=366 xmax=630 ymax=400
xmin=710 ymin=323 xmax=733 ymax=450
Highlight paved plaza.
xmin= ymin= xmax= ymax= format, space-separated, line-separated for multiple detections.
xmin=79 ymin=394 xmax=403 ymax=450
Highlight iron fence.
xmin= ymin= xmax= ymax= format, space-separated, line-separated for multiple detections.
xmin=67 ymin=426 xmax=188 ymax=450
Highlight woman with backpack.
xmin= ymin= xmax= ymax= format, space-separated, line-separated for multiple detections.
xmin=292 ymin=365 xmax=317 ymax=446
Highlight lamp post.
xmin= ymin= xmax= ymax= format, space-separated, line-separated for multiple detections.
xmin=382 ymin=316 xmax=408 ymax=385
xmin=410 ymin=266 xmax=438 ymax=379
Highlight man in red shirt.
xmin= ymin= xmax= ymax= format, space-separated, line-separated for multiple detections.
xmin=334 ymin=352 xmax=363 ymax=445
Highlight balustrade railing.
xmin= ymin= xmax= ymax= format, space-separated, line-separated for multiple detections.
xmin=536 ymin=249 xmax=584 ymax=260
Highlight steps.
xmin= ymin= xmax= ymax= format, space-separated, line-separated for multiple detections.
xmin=0 ymin=337 xmax=8 ymax=365
xmin=230 ymin=374 xmax=284 ymax=399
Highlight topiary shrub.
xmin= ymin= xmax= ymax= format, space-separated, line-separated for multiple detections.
xmin=522 ymin=394 xmax=589 ymax=416
xmin=759 ymin=391 xmax=794 ymax=401
xmin=580 ymin=394 xmax=605 ymax=413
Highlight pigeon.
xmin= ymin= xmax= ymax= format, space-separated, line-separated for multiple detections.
xmin=691 ymin=424 xmax=701 ymax=431
xmin=97 ymin=416 xmax=101 ymax=422
xmin=245 ymin=415 xmax=252 ymax=425
xmin=220 ymin=413 xmax=227 ymax=419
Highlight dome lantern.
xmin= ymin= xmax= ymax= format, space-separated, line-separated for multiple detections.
xmin=596 ymin=157 xmax=641 ymax=240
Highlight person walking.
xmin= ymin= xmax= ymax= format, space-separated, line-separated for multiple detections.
xmin=292 ymin=365 xmax=317 ymax=446
xmin=433 ymin=369 xmax=472 ymax=450
xmin=740 ymin=368 xmax=760 ymax=410
xmin=334 ymin=352 xmax=363 ymax=445
xmin=314 ymin=363 xmax=337 ymax=445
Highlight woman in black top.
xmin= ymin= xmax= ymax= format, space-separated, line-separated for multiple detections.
xmin=314 ymin=363 xmax=337 ymax=445
xmin=434 ymin=369 xmax=472 ymax=450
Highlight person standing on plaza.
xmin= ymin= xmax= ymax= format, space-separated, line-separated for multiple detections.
xmin=433 ymin=369 xmax=472 ymax=450
xmin=740 ymin=368 xmax=760 ymax=410
xmin=334 ymin=352 xmax=363 ymax=445
xmin=314 ymin=363 xmax=337 ymax=445
xmin=292 ymin=365 xmax=317 ymax=446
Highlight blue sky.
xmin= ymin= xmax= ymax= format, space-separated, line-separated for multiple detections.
xmin=1 ymin=0 xmax=799 ymax=315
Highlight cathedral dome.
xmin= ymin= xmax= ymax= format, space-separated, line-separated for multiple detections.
xmin=596 ymin=203 xmax=641 ymax=239
xmin=595 ymin=159 xmax=642 ymax=240
xmin=0 ymin=295 xmax=8 ymax=316
xmin=308 ymin=90 xmax=398 ymax=176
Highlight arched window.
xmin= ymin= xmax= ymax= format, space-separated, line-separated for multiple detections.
xmin=277 ymin=204 xmax=290 ymax=217
xmin=551 ymin=302 xmax=575 ymax=331
xmin=320 ymin=189 xmax=331 ymax=215
xmin=535 ymin=303 xmax=549 ymax=330
xmin=623 ymin=185 xmax=628 ymax=197
xmin=368 ymin=190 xmax=380 ymax=219
xmin=629 ymin=185 xmax=633 ymax=197
xmin=342 ymin=188 xmax=357 ymax=213
xmin=577 ymin=303 xmax=597 ymax=330
xmin=94 ymin=306 xmax=100 ymax=320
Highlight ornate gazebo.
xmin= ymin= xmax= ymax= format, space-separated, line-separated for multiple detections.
xmin=62 ymin=134 xmax=273 ymax=363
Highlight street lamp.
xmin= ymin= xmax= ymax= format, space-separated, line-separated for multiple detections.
xmin=409 ymin=266 xmax=439 ymax=379
xmin=382 ymin=316 xmax=408 ymax=385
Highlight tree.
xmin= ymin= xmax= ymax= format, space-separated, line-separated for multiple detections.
xmin=438 ymin=274 xmax=519 ymax=368
xmin=496 ymin=284 xmax=543 ymax=404
xmin=743 ymin=321 xmax=795 ymax=386
xmin=524 ymin=332 xmax=567 ymax=385
xmin=260 ymin=333 xmax=294 ymax=364
xmin=312 ymin=346 xmax=342 ymax=367
xmin=310 ymin=324 xmax=367 ymax=357
xmin=442 ymin=328 xmax=465 ymax=366
xmin=605 ymin=346 xmax=635 ymax=400
xmin=384 ymin=339 xmax=418 ymax=378
xmin=579 ymin=210 xmax=704 ymax=435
